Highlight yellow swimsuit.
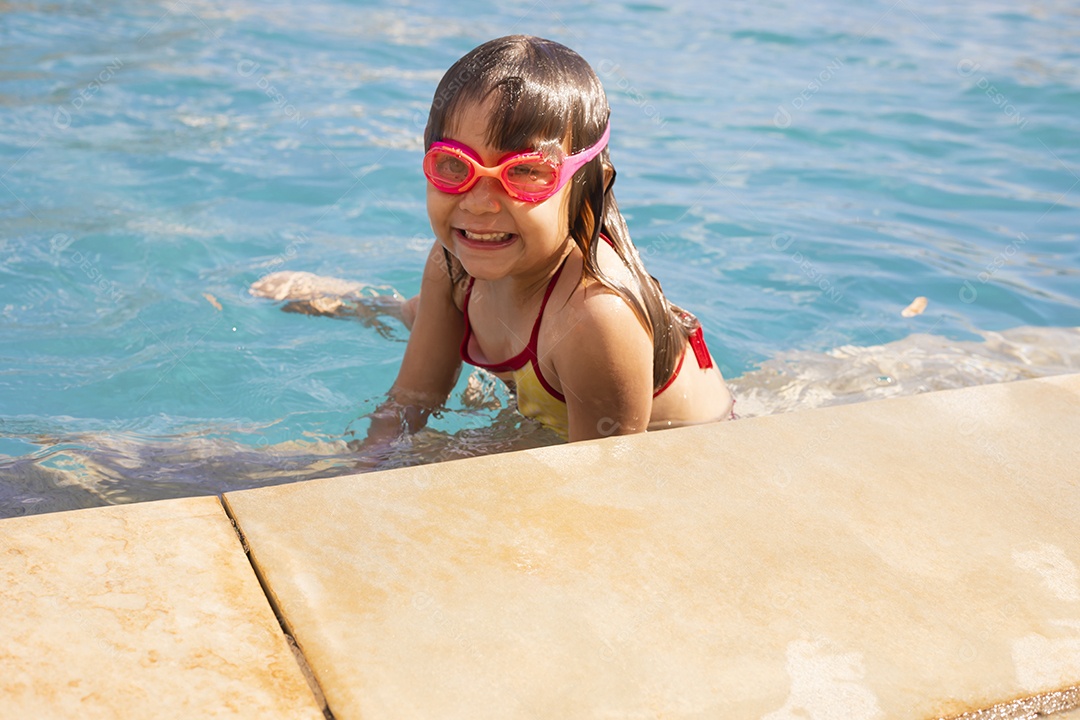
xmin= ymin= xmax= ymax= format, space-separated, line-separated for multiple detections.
xmin=459 ymin=257 xmax=714 ymax=440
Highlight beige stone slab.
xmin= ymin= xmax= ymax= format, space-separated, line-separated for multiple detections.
xmin=225 ymin=374 xmax=1080 ymax=719
xmin=0 ymin=496 xmax=323 ymax=719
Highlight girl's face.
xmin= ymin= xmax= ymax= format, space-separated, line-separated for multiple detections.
xmin=426 ymin=100 xmax=573 ymax=284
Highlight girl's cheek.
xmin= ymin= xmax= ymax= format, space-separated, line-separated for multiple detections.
xmin=426 ymin=187 xmax=451 ymax=223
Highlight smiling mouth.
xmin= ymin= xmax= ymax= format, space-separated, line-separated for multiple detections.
xmin=457 ymin=228 xmax=516 ymax=243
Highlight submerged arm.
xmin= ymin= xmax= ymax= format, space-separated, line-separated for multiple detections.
xmin=250 ymin=270 xmax=419 ymax=331
xmin=359 ymin=242 xmax=464 ymax=449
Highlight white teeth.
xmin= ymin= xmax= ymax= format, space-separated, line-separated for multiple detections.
xmin=462 ymin=230 xmax=512 ymax=242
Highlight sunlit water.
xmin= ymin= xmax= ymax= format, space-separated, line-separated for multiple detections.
xmin=2 ymin=0 xmax=1078 ymax=518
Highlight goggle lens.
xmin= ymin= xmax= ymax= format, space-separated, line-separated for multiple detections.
xmin=427 ymin=152 xmax=472 ymax=189
xmin=505 ymin=161 xmax=557 ymax=195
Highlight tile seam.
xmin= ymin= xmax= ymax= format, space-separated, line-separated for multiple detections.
xmin=218 ymin=495 xmax=336 ymax=720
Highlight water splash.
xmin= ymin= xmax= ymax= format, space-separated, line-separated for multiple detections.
xmin=2 ymin=326 xmax=1077 ymax=520
xmin=728 ymin=325 xmax=1080 ymax=418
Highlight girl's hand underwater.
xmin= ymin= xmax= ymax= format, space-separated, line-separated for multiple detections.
xmin=250 ymin=270 xmax=419 ymax=332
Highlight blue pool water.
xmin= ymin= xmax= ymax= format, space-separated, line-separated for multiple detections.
xmin=2 ymin=1 xmax=1079 ymax=516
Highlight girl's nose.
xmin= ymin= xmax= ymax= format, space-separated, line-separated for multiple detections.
xmin=458 ymin=176 xmax=503 ymax=214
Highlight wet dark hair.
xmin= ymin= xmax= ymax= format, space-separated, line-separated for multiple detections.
xmin=425 ymin=35 xmax=699 ymax=391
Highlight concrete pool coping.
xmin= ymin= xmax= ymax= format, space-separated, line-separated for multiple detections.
xmin=2 ymin=374 xmax=1079 ymax=718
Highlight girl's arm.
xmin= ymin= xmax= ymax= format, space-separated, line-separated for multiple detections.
xmin=553 ymin=292 xmax=655 ymax=442
xmin=250 ymin=271 xmax=418 ymax=333
xmin=360 ymin=241 xmax=464 ymax=449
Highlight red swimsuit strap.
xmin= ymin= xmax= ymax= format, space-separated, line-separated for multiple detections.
xmin=459 ymin=257 xmax=568 ymax=373
xmin=652 ymin=325 xmax=713 ymax=396
xmin=460 ymin=240 xmax=715 ymax=400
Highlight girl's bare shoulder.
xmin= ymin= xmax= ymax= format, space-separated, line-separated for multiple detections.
xmin=557 ymin=241 xmax=649 ymax=327
xmin=547 ymin=248 xmax=652 ymax=363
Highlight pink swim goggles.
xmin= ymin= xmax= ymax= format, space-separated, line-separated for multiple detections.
xmin=423 ymin=124 xmax=611 ymax=203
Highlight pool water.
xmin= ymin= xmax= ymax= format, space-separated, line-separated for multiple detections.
xmin=1 ymin=0 xmax=1078 ymax=517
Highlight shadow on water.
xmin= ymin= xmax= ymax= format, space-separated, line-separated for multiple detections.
xmin=1 ymin=325 xmax=1077 ymax=521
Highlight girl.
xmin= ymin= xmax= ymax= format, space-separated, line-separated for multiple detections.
xmin=382 ymin=34 xmax=733 ymax=444
xmin=258 ymin=35 xmax=733 ymax=445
